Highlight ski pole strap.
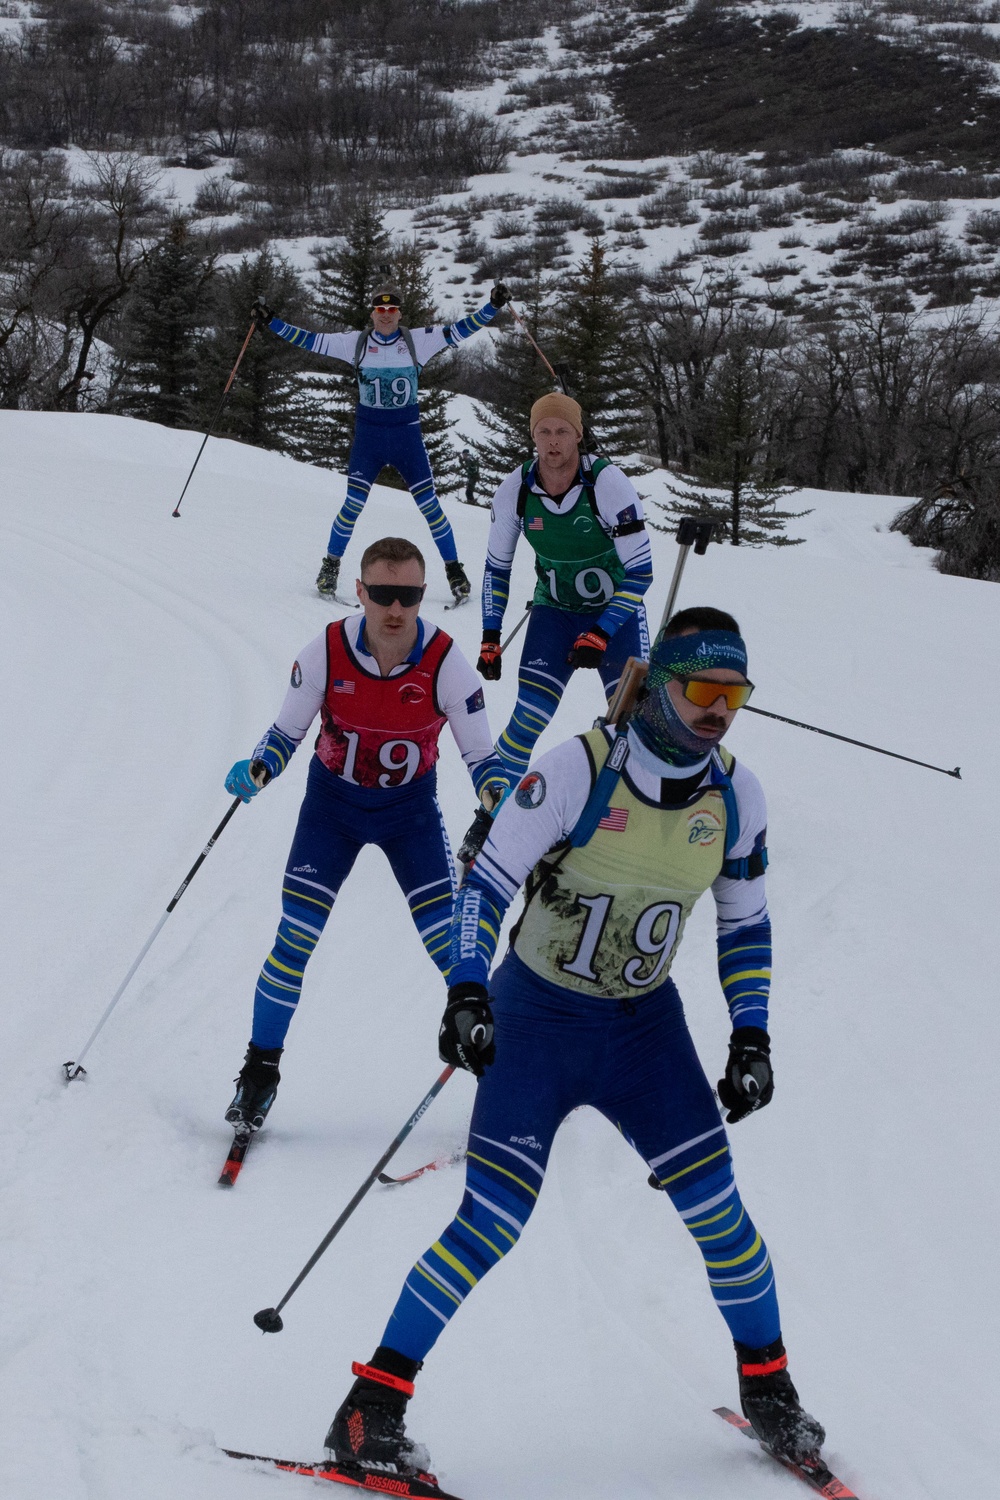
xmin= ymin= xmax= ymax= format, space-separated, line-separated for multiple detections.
xmin=740 ymin=1353 xmax=788 ymax=1377
xmin=351 ymin=1362 xmax=415 ymax=1397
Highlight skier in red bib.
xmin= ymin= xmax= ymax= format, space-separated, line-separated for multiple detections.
xmin=222 ymin=536 xmax=508 ymax=1133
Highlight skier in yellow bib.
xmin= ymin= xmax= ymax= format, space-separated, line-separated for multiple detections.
xmin=322 ymin=608 xmax=827 ymax=1484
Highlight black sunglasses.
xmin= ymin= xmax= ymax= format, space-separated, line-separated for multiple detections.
xmin=362 ymin=581 xmax=426 ymax=608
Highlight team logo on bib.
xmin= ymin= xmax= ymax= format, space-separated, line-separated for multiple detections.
xmin=515 ymin=772 xmax=546 ymax=809
xmin=687 ymin=808 xmax=723 ymax=846
xmin=398 ymin=683 xmax=426 ymax=706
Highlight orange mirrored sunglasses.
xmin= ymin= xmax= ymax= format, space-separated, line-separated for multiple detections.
xmin=676 ymin=675 xmax=754 ymax=711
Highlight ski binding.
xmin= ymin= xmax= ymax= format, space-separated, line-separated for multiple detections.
xmin=715 ymin=1406 xmax=859 ymax=1498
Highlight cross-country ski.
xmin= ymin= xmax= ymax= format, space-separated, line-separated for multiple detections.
xmin=715 ymin=1407 xmax=860 ymax=1499
xmin=218 ymin=1129 xmax=255 ymax=1188
xmin=377 ymin=1149 xmax=466 ymax=1187
xmin=223 ymin=1448 xmax=465 ymax=1498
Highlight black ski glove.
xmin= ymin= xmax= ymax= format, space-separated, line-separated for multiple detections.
xmin=250 ymin=297 xmax=274 ymax=330
xmin=717 ymin=1027 xmax=773 ymax=1124
xmin=477 ymin=629 xmax=502 ymax=680
xmin=489 ymin=282 xmax=511 ymax=308
xmin=567 ymin=624 xmax=609 ymax=670
xmin=439 ymin=983 xmax=495 ymax=1077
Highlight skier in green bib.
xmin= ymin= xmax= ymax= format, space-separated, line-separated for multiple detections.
xmin=476 ymin=391 xmax=652 ymax=782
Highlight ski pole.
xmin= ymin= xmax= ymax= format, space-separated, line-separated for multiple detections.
xmin=500 ymin=601 xmax=533 ymax=654
xmin=743 ymin=705 xmax=961 ymax=779
xmin=659 ymin=516 xmax=719 ymax=633
xmin=507 ymin=300 xmax=561 ymax=386
xmin=254 ymin=1065 xmax=456 ymax=1333
xmin=63 ymin=796 xmax=243 ymax=1081
xmin=171 ymin=318 xmax=257 ymax=517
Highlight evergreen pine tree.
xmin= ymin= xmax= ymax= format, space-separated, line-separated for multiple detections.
xmin=550 ymin=240 xmax=646 ymax=465
xmin=654 ymin=472 xmax=809 ymax=547
xmin=197 ymin=247 xmax=308 ymax=452
xmin=120 ymin=216 xmax=215 ymax=427
xmin=316 ymin=202 xmax=393 ymax=328
xmin=656 ymin=316 xmax=808 ymax=546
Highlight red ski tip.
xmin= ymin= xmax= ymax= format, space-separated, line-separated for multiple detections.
xmin=218 ymin=1130 xmax=253 ymax=1186
xmin=223 ymin=1448 xmax=466 ymax=1497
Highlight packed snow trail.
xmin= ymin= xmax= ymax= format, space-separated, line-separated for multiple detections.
xmin=0 ymin=412 xmax=997 ymax=1499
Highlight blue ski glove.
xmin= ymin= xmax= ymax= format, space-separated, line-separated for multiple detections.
xmin=225 ymin=758 xmax=271 ymax=803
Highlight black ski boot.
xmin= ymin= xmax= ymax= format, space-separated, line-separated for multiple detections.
xmin=325 ymin=1347 xmax=429 ymax=1476
xmin=736 ymin=1338 xmax=825 ymax=1464
xmin=444 ymin=560 xmax=471 ymax=604
xmin=225 ymin=1043 xmax=283 ymax=1133
xmin=316 ymin=554 xmax=340 ymax=598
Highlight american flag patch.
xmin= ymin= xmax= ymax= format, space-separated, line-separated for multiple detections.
xmin=598 ymin=807 xmax=629 ymax=832
xmin=332 ymin=679 xmax=355 ymax=694
xmin=527 ymin=517 xmax=544 ymax=530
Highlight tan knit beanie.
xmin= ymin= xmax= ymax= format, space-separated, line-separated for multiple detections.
xmin=529 ymin=391 xmax=584 ymax=438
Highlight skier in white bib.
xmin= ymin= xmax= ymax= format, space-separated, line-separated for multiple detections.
xmin=252 ymin=283 xmax=509 ymax=605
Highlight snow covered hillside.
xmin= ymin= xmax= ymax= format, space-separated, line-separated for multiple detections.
xmin=1 ymin=411 xmax=997 ymax=1500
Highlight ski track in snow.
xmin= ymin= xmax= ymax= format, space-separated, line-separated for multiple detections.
xmin=1 ymin=410 xmax=998 ymax=1499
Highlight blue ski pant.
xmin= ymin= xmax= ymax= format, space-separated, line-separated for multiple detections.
xmin=496 ymin=603 xmax=649 ymax=783
xmin=327 ymin=407 xmax=457 ymax=564
xmin=381 ymin=951 xmax=781 ymax=1362
xmin=250 ymin=757 xmax=456 ymax=1050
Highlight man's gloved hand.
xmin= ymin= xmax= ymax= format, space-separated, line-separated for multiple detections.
xmin=717 ymin=1027 xmax=773 ymax=1124
xmin=250 ymin=298 xmax=274 ymax=330
xmin=477 ymin=630 xmax=502 ymax=680
xmin=480 ymin=778 xmax=509 ymax=815
xmin=439 ymin=983 xmax=495 ymax=1077
xmin=567 ymin=625 xmax=609 ymax=670
xmin=489 ymin=282 xmax=511 ymax=308
xmin=225 ymin=757 xmax=272 ymax=803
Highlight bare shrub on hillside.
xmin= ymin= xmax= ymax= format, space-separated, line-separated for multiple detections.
xmin=964 ymin=209 xmax=1000 ymax=244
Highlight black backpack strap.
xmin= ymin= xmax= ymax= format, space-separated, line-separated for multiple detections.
xmin=352 ymin=330 xmax=368 ymax=371
xmin=721 ymin=844 xmax=769 ymax=880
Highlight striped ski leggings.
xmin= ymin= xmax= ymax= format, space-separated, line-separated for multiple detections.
xmin=327 ymin=408 xmax=457 ymax=563
xmin=380 ymin=951 xmax=782 ymax=1363
xmin=250 ymin=758 xmax=456 ymax=1050
xmin=495 ymin=603 xmax=648 ymax=783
